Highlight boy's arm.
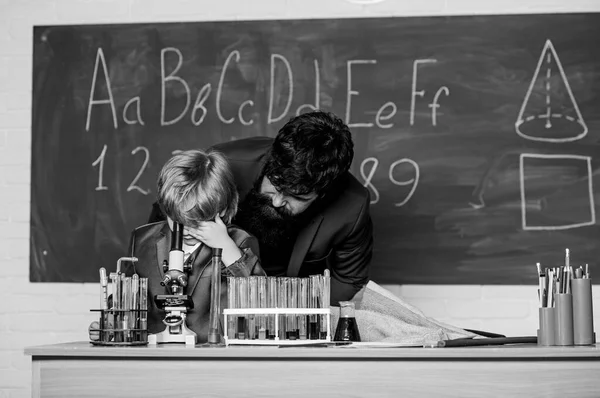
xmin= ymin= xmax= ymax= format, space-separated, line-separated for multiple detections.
xmin=221 ymin=236 xmax=265 ymax=277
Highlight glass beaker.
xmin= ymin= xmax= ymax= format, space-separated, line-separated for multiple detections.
xmin=334 ymin=301 xmax=361 ymax=342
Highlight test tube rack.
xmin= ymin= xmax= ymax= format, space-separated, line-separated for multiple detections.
xmin=89 ymin=308 xmax=149 ymax=346
xmin=90 ymin=258 xmax=149 ymax=346
xmin=223 ymin=307 xmax=331 ymax=346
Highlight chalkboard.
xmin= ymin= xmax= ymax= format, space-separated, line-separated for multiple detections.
xmin=31 ymin=13 xmax=600 ymax=284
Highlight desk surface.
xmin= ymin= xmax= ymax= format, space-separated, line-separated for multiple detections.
xmin=26 ymin=342 xmax=600 ymax=398
xmin=25 ymin=341 xmax=600 ymax=360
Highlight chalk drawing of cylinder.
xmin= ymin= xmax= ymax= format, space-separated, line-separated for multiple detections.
xmin=515 ymin=40 xmax=588 ymax=143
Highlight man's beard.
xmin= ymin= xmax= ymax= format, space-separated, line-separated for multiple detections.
xmin=233 ymin=187 xmax=305 ymax=248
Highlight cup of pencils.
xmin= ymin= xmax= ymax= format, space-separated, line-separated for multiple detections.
xmin=536 ymin=249 xmax=595 ymax=346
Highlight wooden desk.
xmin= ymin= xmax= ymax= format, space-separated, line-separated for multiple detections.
xmin=25 ymin=342 xmax=600 ymax=397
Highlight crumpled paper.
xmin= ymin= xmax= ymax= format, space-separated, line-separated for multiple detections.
xmin=329 ymin=281 xmax=475 ymax=345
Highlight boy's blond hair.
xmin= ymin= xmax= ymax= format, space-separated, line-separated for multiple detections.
xmin=157 ymin=149 xmax=238 ymax=226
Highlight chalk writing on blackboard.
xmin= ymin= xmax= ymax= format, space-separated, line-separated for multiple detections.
xmin=127 ymin=147 xmax=151 ymax=195
xmin=31 ymin=15 xmax=600 ymax=284
xmin=83 ymin=47 xmax=453 ymax=209
xmin=91 ymin=144 xmax=108 ymax=191
xmin=91 ymin=144 xmax=152 ymax=195
xmin=86 ymin=48 xmax=118 ymax=131
xmin=87 ymin=49 xmax=450 ymax=132
xmin=360 ymin=157 xmax=420 ymax=207
xmin=410 ymin=59 xmax=450 ymax=127
xmin=520 ymin=153 xmax=595 ymax=231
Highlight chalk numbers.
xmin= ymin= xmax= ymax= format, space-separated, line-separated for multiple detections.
xmin=390 ymin=158 xmax=419 ymax=207
xmin=92 ymin=144 xmax=418 ymax=204
xmin=91 ymin=145 xmax=108 ymax=191
xmin=360 ymin=157 xmax=420 ymax=206
xmin=91 ymin=145 xmax=151 ymax=195
xmin=361 ymin=157 xmax=380 ymax=204
xmin=127 ymin=146 xmax=151 ymax=195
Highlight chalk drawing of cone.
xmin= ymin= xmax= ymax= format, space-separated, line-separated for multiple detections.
xmin=515 ymin=40 xmax=588 ymax=143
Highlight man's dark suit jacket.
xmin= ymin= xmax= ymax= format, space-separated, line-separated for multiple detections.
xmin=150 ymin=137 xmax=374 ymax=305
xmin=122 ymin=221 xmax=265 ymax=343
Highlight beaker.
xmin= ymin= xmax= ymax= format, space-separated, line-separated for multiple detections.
xmin=334 ymin=301 xmax=361 ymax=342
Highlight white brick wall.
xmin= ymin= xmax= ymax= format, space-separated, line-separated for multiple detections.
xmin=1 ymin=0 xmax=599 ymax=396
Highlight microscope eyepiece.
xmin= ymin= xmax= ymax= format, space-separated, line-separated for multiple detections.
xmin=170 ymin=222 xmax=184 ymax=251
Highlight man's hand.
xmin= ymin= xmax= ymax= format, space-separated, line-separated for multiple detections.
xmin=88 ymin=320 xmax=113 ymax=342
xmin=89 ymin=321 xmax=101 ymax=341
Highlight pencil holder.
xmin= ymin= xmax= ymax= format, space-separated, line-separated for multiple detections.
xmin=572 ymin=278 xmax=596 ymax=345
xmin=555 ymin=293 xmax=574 ymax=346
xmin=537 ymin=307 xmax=556 ymax=346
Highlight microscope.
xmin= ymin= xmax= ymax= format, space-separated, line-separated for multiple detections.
xmin=148 ymin=222 xmax=197 ymax=346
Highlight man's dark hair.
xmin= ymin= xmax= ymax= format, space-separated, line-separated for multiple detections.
xmin=263 ymin=111 xmax=354 ymax=197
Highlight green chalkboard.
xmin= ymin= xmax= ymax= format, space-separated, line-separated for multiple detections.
xmin=31 ymin=13 xmax=600 ymax=284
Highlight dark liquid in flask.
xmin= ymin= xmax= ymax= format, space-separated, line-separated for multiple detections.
xmin=334 ymin=317 xmax=361 ymax=342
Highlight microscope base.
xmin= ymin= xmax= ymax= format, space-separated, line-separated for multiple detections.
xmin=148 ymin=330 xmax=196 ymax=346
xmin=148 ymin=332 xmax=196 ymax=346
xmin=148 ymin=319 xmax=197 ymax=347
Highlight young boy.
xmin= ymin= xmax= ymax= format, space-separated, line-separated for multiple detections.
xmin=90 ymin=149 xmax=265 ymax=343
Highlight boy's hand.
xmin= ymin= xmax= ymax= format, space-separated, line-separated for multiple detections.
xmin=187 ymin=214 xmax=242 ymax=266
xmin=188 ymin=214 xmax=233 ymax=249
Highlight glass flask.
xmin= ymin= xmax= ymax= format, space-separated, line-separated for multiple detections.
xmin=334 ymin=301 xmax=361 ymax=342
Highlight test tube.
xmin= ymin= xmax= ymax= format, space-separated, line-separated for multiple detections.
xmin=111 ymin=273 xmax=119 ymax=311
xmin=227 ymin=277 xmax=236 ymax=340
xmin=131 ymin=275 xmax=139 ymax=340
xmin=98 ymin=268 xmax=108 ymax=341
xmin=122 ymin=276 xmax=131 ymax=342
xmin=207 ymin=249 xmax=223 ymax=345
xmin=299 ymin=278 xmax=308 ymax=340
xmin=248 ymin=276 xmax=258 ymax=340
xmin=112 ymin=274 xmax=122 ymax=342
xmin=323 ymin=270 xmax=331 ymax=340
xmin=258 ymin=276 xmax=267 ymax=339
xmin=279 ymin=278 xmax=288 ymax=340
xmin=238 ymin=277 xmax=248 ymax=339
xmin=309 ymin=275 xmax=319 ymax=339
xmin=267 ymin=277 xmax=277 ymax=339
xmin=139 ymin=278 xmax=148 ymax=341
xmin=318 ymin=274 xmax=328 ymax=339
xmin=288 ymin=278 xmax=298 ymax=340
xmin=99 ymin=268 xmax=108 ymax=310
xmin=323 ymin=270 xmax=331 ymax=308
